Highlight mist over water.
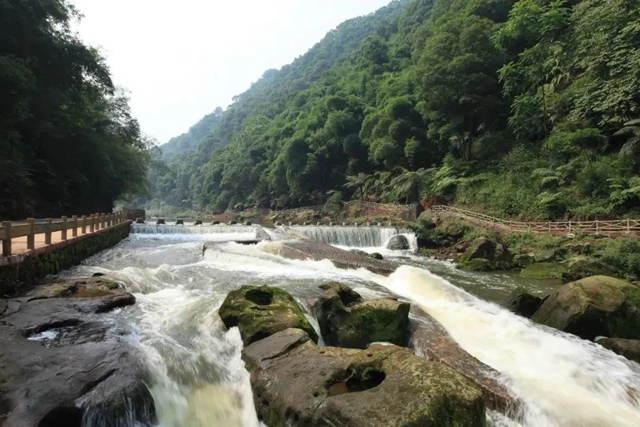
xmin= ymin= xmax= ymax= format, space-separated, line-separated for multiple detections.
xmin=68 ymin=226 xmax=640 ymax=427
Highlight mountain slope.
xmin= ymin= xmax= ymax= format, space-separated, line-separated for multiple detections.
xmin=153 ymin=0 xmax=640 ymax=220
xmin=159 ymin=0 xmax=410 ymax=161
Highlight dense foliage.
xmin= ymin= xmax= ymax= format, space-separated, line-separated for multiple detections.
xmin=0 ymin=0 xmax=150 ymax=219
xmin=153 ymin=0 xmax=640 ymax=220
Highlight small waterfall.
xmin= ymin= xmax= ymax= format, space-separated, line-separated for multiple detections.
xmin=131 ymin=224 xmax=256 ymax=235
xmin=291 ymin=226 xmax=413 ymax=248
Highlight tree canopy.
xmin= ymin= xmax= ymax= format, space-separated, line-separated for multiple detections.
xmin=0 ymin=0 xmax=150 ymax=219
xmin=149 ymin=0 xmax=640 ymax=220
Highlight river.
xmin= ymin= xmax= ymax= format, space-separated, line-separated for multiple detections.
xmin=64 ymin=224 xmax=640 ymax=427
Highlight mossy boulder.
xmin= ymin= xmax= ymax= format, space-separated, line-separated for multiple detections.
xmin=514 ymin=254 xmax=535 ymax=268
xmin=534 ymin=248 xmax=568 ymax=263
xmin=243 ymin=328 xmax=486 ymax=427
xmin=386 ymin=235 xmax=410 ymax=251
xmin=369 ymin=252 xmax=384 ymax=260
xmin=597 ymin=338 xmax=640 ymax=364
xmin=561 ymin=256 xmax=616 ymax=282
xmin=219 ymin=285 xmax=318 ymax=346
xmin=502 ymin=287 xmax=545 ymax=318
xmin=520 ymin=262 xmax=566 ymax=279
xmin=532 ymin=276 xmax=640 ymax=340
xmin=458 ymin=258 xmax=492 ymax=272
xmin=313 ymin=282 xmax=409 ymax=348
xmin=458 ymin=238 xmax=513 ymax=271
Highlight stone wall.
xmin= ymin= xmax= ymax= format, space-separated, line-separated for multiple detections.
xmin=0 ymin=222 xmax=131 ymax=296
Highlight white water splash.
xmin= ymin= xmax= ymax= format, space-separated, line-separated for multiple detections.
xmin=347 ymin=265 xmax=640 ymax=427
xmin=72 ymin=226 xmax=640 ymax=427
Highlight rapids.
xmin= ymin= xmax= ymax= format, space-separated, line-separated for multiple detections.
xmin=63 ymin=225 xmax=640 ymax=427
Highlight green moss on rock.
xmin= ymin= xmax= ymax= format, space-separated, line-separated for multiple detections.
xmin=218 ymin=285 xmax=318 ymax=346
xmin=313 ymin=282 xmax=409 ymax=348
xmin=458 ymin=258 xmax=492 ymax=272
xmin=532 ymin=276 xmax=640 ymax=340
xmin=521 ymin=262 xmax=567 ymax=280
xmin=561 ymin=256 xmax=616 ymax=282
xmin=243 ymin=329 xmax=486 ymax=427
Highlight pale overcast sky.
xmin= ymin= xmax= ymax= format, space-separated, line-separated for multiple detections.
xmin=72 ymin=0 xmax=391 ymax=143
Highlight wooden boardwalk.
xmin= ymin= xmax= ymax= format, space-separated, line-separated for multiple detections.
xmin=431 ymin=206 xmax=640 ymax=236
xmin=1 ymin=212 xmax=128 ymax=258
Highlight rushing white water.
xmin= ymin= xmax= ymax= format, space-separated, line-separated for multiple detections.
xmin=131 ymin=224 xmax=257 ymax=235
xmin=348 ymin=266 xmax=640 ymax=427
xmin=291 ymin=225 xmax=416 ymax=249
xmin=67 ymin=227 xmax=640 ymax=427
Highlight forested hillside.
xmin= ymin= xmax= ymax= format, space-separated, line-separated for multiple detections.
xmin=153 ymin=0 xmax=640 ymax=220
xmin=0 ymin=0 xmax=150 ymax=219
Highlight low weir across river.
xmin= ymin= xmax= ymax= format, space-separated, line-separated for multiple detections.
xmin=57 ymin=223 xmax=640 ymax=426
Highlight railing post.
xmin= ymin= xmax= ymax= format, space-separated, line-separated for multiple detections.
xmin=89 ymin=214 xmax=94 ymax=232
xmin=568 ymin=221 xmax=572 ymax=235
xmin=61 ymin=216 xmax=68 ymax=241
xmin=45 ymin=218 xmax=52 ymax=245
xmin=628 ymin=219 xmax=631 ymax=235
xmin=548 ymin=222 xmax=551 ymax=234
xmin=72 ymin=215 xmax=78 ymax=237
xmin=2 ymin=221 xmax=12 ymax=257
xmin=27 ymin=218 xmax=35 ymax=250
xmin=82 ymin=215 xmax=88 ymax=234
xmin=101 ymin=213 xmax=105 ymax=229
xmin=596 ymin=220 xmax=599 ymax=234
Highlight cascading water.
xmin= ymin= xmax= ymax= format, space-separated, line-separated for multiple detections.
xmin=290 ymin=225 xmax=416 ymax=249
xmin=66 ymin=226 xmax=640 ymax=427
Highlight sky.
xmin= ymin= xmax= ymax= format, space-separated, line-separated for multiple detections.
xmin=72 ymin=0 xmax=391 ymax=144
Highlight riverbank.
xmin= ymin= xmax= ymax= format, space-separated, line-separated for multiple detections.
xmin=409 ymin=213 xmax=640 ymax=285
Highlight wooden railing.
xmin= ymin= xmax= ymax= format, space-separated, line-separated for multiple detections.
xmin=431 ymin=206 xmax=640 ymax=236
xmin=0 ymin=211 xmax=128 ymax=257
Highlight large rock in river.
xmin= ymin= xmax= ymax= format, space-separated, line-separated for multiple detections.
xmin=502 ymin=287 xmax=545 ymax=318
xmin=243 ymin=328 xmax=486 ymax=427
xmin=313 ymin=282 xmax=409 ymax=348
xmin=458 ymin=238 xmax=513 ymax=271
xmin=561 ymin=256 xmax=616 ymax=282
xmin=598 ymin=338 xmax=640 ymax=364
xmin=219 ymin=285 xmax=318 ymax=345
xmin=386 ymin=235 xmax=410 ymax=251
xmin=0 ymin=278 xmax=153 ymax=427
xmin=532 ymin=276 xmax=640 ymax=340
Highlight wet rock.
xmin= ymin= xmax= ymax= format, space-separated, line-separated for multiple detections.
xmin=349 ymin=249 xmax=368 ymax=257
xmin=410 ymin=308 xmax=520 ymax=415
xmin=561 ymin=256 xmax=616 ymax=282
xmin=254 ymin=227 xmax=272 ymax=241
xmin=502 ymin=287 xmax=545 ymax=318
xmin=598 ymin=338 xmax=640 ymax=364
xmin=0 ymin=279 xmax=153 ymax=427
xmin=532 ymin=276 xmax=640 ymax=340
xmin=313 ymin=283 xmax=409 ymax=348
xmin=369 ymin=252 xmax=384 ymax=260
xmin=243 ymin=328 xmax=486 ymax=427
xmin=566 ymin=243 xmax=593 ymax=256
xmin=218 ymin=285 xmax=318 ymax=346
xmin=535 ymin=248 xmax=567 ymax=263
xmin=458 ymin=238 xmax=513 ymax=271
xmin=458 ymin=258 xmax=492 ymax=272
xmin=386 ymin=235 xmax=410 ymax=251
xmin=24 ymin=277 xmax=135 ymax=315
xmin=514 ymin=254 xmax=535 ymax=268
xmin=520 ymin=262 xmax=566 ymax=280
xmin=275 ymin=238 xmax=396 ymax=275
